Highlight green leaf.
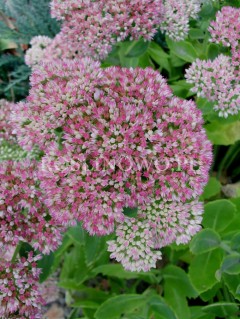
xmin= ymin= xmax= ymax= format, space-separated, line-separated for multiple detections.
xmin=200 ymin=283 xmax=221 ymax=302
xmin=169 ymin=53 xmax=186 ymax=67
xmin=38 ymin=252 xmax=54 ymax=283
xmin=95 ymin=295 xmax=146 ymax=319
xmin=189 ymin=248 xmax=224 ymax=293
xmin=67 ymin=224 xmax=85 ymax=245
xmin=203 ymin=200 xmax=237 ymax=233
xmin=223 ymin=274 xmax=240 ymax=301
xmin=202 ymin=177 xmax=221 ymax=200
xmin=189 ymin=29 xmax=205 ymax=40
xmin=199 ymin=1 xmax=216 ymax=19
xmin=190 ymin=306 xmax=215 ymax=319
xmin=138 ymin=53 xmax=155 ymax=68
xmin=163 ymin=265 xmax=197 ymax=298
xmin=202 ymin=302 xmax=239 ymax=318
xmin=59 ymin=246 xmax=89 ymax=288
xmin=221 ymin=254 xmax=240 ymax=275
xmin=163 ymin=266 xmax=195 ymax=319
xmin=148 ymin=42 xmax=170 ymax=72
xmin=71 ymin=300 xmax=100 ymax=309
xmin=196 ymin=98 xmax=216 ymax=116
xmin=118 ymin=42 xmax=140 ymax=67
xmin=207 ymin=43 xmax=220 ymax=60
xmin=92 ymin=264 xmax=139 ymax=279
xmin=123 ymin=207 xmax=138 ymax=218
xmin=231 ymin=232 xmax=240 ymax=252
xmin=92 ymin=264 xmax=158 ymax=284
xmin=166 ymin=37 xmax=198 ymax=62
xmin=169 ymin=80 xmax=194 ymax=99
xmin=221 ymin=215 xmax=240 ymax=239
xmin=205 ymin=121 xmax=240 ymax=145
xmin=149 ymin=296 xmax=177 ymax=319
xmin=125 ymin=39 xmax=149 ymax=58
xmin=164 ymin=287 xmax=190 ymax=319
xmin=83 ymin=233 xmax=107 ymax=266
xmin=148 ymin=42 xmax=169 ymax=59
xmin=190 ymin=229 xmax=221 ymax=254
xmin=0 ymin=38 xmax=17 ymax=51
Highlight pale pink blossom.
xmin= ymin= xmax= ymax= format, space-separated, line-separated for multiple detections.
xmin=160 ymin=0 xmax=201 ymax=41
xmin=0 ymin=252 xmax=44 ymax=319
xmin=0 ymin=160 xmax=64 ymax=254
xmin=108 ymin=199 xmax=203 ymax=271
xmin=14 ymin=59 xmax=212 ymax=235
xmin=25 ymin=36 xmax=53 ymax=68
xmin=185 ymin=54 xmax=240 ymax=117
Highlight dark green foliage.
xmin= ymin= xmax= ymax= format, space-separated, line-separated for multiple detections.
xmin=0 ymin=0 xmax=60 ymax=42
xmin=0 ymin=0 xmax=60 ymax=100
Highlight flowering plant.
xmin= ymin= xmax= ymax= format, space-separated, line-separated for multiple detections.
xmin=0 ymin=0 xmax=239 ymax=318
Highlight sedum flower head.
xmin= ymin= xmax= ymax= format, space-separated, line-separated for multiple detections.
xmin=139 ymin=198 xmax=203 ymax=248
xmin=0 ymin=160 xmax=64 ymax=254
xmin=108 ymin=198 xmax=203 ymax=271
xmin=209 ymin=6 xmax=240 ymax=75
xmin=13 ymin=58 xmax=104 ymax=152
xmin=160 ymin=0 xmax=201 ymax=41
xmin=49 ymin=0 xmax=164 ymax=60
xmin=0 ymin=252 xmax=44 ymax=319
xmin=108 ymin=218 xmax=162 ymax=272
xmin=25 ymin=36 xmax=53 ymax=67
xmin=15 ymin=58 xmax=211 ymax=234
xmin=185 ymin=54 xmax=240 ymax=117
xmin=209 ymin=6 xmax=240 ymax=49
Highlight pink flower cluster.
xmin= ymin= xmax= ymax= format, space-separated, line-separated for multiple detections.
xmin=48 ymin=0 xmax=163 ymax=60
xmin=108 ymin=218 xmax=162 ymax=272
xmin=108 ymin=199 xmax=203 ymax=271
xmin=209 ymin=6 xmax=240 ymax=69
xmin=0 ymin=252 xmax=44 ymax=319
xmin=25 ymin=36 xmax=53 ymax=68
xmin=160 ymin=0 xmax=201 ymax=41
xmin=185 ymin=54 xmax=240 ymax=118
xmin=0 ymin=160 xmax=64 ymax=254
xmin=40 ymin=0 xmax=201 ymax=62
xmin=13 ymin=58 xmax=212 ymax=270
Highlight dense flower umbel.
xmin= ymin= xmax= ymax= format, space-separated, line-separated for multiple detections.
xmin=139 ymin=199 xmax=203 ymax=248
xmin=185 ymin=54 xmax=240 ymax=117
xmin=18 ymin=59 xmax=211 ymax=234
xmin=13 ymin=58 xmax=104 ymax=151
xmin=160 ymin=0 xmax=201 ymax=41
xmin=47 ymin=0 xmax=201 ymax=60
xmin=0 ymin=160 xmax=64 ymax=254
xmin=0 ymin=252 xmax=44 ymax=319
xmin=108 ymin=199 xmax=202 ymax=271
xmin=108 ymin=218 xmax=162 ymax=272
xmin=25 ymin=36 xmax=53 ymax=67
xmin=209 ymin=6 xmax=240 ymax=76
xmin=48 ymin=0 xmax=163 ymax=60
